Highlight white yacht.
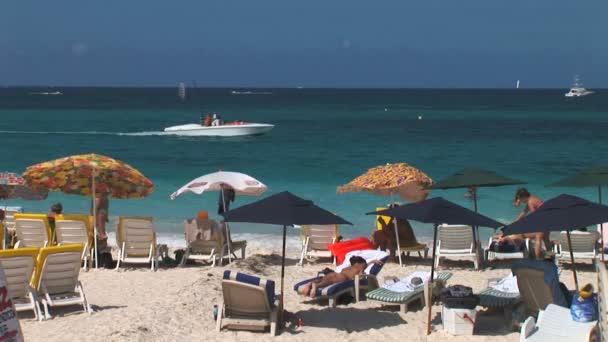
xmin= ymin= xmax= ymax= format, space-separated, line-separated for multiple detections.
xmin=565 ymin=76 xmax=594 ymax=97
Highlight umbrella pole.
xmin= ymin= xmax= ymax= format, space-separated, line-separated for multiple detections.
xmin=280 ymin=224 xmax=287 ymax=327
xmin=393 ymin=217 xmax=403 ymax=267
xmin=92 ymin=170 xmax=98 ymax=269
xmin=221 ymin=188 xmax=233 ymax=263
xmin=566 ymin=230 xmax=579 ymax=291
xmin=427 ymin=223 xmax=438 ymax=336
xmin=472 ymin=190 xmax=481 ymax=267
xmin=599 ymin=186 xmax=604 ymax=262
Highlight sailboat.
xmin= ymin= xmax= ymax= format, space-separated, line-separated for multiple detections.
xmin=178 ymin=82 xmax=186 ymax=100
xmin=516 ymin=80 xmax=520 ymax=89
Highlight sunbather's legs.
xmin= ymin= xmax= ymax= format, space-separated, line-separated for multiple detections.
xmin=314 ymin=272 xmax=349 ymax=288
xmin=299 ymin=282 xmax=313 ymax=296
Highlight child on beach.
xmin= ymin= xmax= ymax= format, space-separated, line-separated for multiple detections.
xmin=298 ymin=256 xmax=383 ymax=298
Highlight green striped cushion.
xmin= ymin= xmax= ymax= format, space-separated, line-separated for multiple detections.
xmin=478 ymin=288 xmax=520 ymax=308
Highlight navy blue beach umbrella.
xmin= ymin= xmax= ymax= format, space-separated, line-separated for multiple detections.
xmin=222 ymin=191 xmax=351 ymax=321
xmin=502 ymin=194 xmax=608 ymax=289
xmin=368 ymin=197 xmax=502 ymax=335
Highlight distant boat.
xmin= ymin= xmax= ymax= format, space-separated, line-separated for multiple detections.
xmin=178 ymin=82 xmax=186 ymax=100
xmin=516 ymin=80 xmax=520 ymax=89
xmin=164 ymin=122 xmax=274 ymax=137
xmin=565 ymin=76 xmax=593 ymax=98
xmin=29 ymin=91 xmax=62 ymax=96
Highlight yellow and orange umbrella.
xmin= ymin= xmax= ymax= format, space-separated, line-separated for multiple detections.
xmin=337 ymin=163 xmax=432 ymax=202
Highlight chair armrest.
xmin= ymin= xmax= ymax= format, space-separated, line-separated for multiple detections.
xmin=520 ymin=316 xmax=536 ymax=341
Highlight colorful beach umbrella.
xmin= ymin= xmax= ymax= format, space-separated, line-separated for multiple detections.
xmin=369 ymin=197 xmax=502 ymax=336
xmin=547 ymin=166 xmax=608 ymax=261
xmin=337 ymin=163 xmax=433 ymax=202
xmin=170 ymin=170 xmax=267 ymax=262
xmin=23 ymin=153 xmax=154 ymax=268
xmin=0 ymin=172 xmax=48 ymax=200
xmin=502 ymin=194 xmax=608 ymax=290
xmin=222 ymin=191 xmax=351 ymax=331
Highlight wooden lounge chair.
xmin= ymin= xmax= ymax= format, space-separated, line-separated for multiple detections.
xmin=511 ymin=259 xmax=569 ymax=317
xmin=216 ymin=271 xmax=279 ymax=335
xmin=435 ymin=224 xmax=479 ymax=270
xmin=365 ymin=272 xmax=452 ymax=313
xmin=520 ymin=304 xmax=597 ymax=342
xmin=14 ymin=213 xmax=53 ymax=248
xmin=298 ymin=224 xmax=339 ymax=266
xmin=376 ymin=207 xmax=428 ymax=266
xmin=55 ymin=215 xmax=94 ymax=271
xmin=180 ymin=218 xmax=246 ymax=267
xmin=0 ymin=247 xmax=42 ymax=320
xmin=116 ymin=216 xmax=158 ymax=271
xmin=32 ymin=244 xmax=92 ymax=320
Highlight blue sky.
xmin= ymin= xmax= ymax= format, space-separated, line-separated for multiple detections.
xmin=1 ymin=0 xmax=606 ymax=87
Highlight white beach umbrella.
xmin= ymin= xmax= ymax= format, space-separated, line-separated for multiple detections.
xmin=170 ymin=171 xmax=267 ymax=262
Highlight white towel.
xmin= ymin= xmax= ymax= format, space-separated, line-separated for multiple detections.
xmin=491 ymin=274 xmax=519 ymax=294
xmin=382 ymin=271 xmax=435 ymax=293
xmin=335 ymin=250 xmax=389 ymax=274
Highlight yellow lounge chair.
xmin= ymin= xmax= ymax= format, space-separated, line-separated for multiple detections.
xmin=0 ymin=247 xmax=42 ymax=320
xmin=31 ymin=244 xmax=91 ymax=320
xmin=55 ymin=215 xmax=94 ymax=271
xmin=298 ymin=224 xmax=339 ymax=266
xmin=13 ymin=213 xmax=53 ymax=248
xmin=116 ymin=216 xmax=157 ymax=271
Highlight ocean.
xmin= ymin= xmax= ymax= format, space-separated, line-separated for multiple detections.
xmin=1 ymin=87 xmax=607 ymax=247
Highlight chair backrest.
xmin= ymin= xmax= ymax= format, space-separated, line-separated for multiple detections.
xmin=222 ymin=271 xmax=274 ymax=316
xmin=437 ymin=224 xmax=473 ymax=251
xmin=560 ymin=231 xmax=598 ymax=254
xmin=511 ymin=259 xmax=567 ymax=314
xmin=184 ymin=218 xmax=222 ymax=244
xmin=118 ymin=216 xmax=156 ymax=256
xmin=14 ymin=213 xmax=52 ymax=248
xmin=0 ymin=248 xmax=39 ymax=299
xmin=32 ymin=244 xmax=83 ymax=295
xmin=1 ymin=207 xmax=22 ymax=231
xmin=375 ymin=207 xmax=392 ymax=231
xmin=55 ymin=214 xmax=93 ymax=248
xmin=302 ymin=225 xmax=338 ymax=251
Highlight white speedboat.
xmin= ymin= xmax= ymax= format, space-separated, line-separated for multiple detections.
xmin=565 ymin=76 xmax=594 ymax=97
xmin=164 ymin=122 xmax=274 ymax=137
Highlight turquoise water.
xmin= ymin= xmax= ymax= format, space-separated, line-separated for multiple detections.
xmin=1 ymin=88 xmax=608 ymax=244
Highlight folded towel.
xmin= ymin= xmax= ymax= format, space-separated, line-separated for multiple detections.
xmin=381 ymin=271 xmax=434 ymax=293
xmin=336 ymin=250 xmax=389 ymax=274
xmin=491 ymin=274 xmax=519 ymax=294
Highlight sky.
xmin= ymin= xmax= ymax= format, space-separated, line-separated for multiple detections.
xmin=1 ymin=0 xmax=606 ymax=88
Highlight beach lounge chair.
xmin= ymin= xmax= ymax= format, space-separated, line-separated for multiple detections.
xmin=520 ymin=304 xmax=597 ymax=342
xmin=511 ymin=259 xmax=569 ymax=317
xmin=555 ymin=230 xmax=599 ymax=264
xmin=298 ymin=224 xmax=339 ymax=266
xmin=376 ymin=207 xmax=428 ymax=266
xmin=115 ymin=216 xmax=157 ymax=271
xmin=216 ymin=270 xmax=279 ymax=335
xmin=13 ymin=213 xmax=53 ymax=248
xmin=435 ymin=224 xmax=479 ymax=270
xmin=484 ymin=236 xmax=527 ymax=262
xmin=478 ymin=274 xmax=521 ymax=322
xmin=180 ymin=218 xmax=246 ymax=267
xmin=55 ymin=215 xmax=94 ymax=271
xmin=293 ymin=250 xmax=389 ymax=307
xmin=31 ymin=244 xmax=92 ymax=320
xmin=1 ymin=206 xmax=22 ymax=248
xmin=365 ymin=271 xmax=452 ymax=313
xmin=0 ymin=247 xmax=42 ymax=320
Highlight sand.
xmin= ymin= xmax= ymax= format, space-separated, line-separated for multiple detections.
xmin=19 ymin=238 xmax=597 ymax=342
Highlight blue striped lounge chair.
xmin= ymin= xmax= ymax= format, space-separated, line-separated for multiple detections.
xmin=293 ymin=255 xmax=389 ymax=307
xmin=216 ymin=271 xmax=279 ymax=335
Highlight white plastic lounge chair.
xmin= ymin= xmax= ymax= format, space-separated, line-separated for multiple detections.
xmin=520 ymin=304 xmax=597 ymax=342
xmin=484 ymin=236 xmax=528 ymax=262
xmin=55 ymin=215 xmax=94 ymax=271
xmin=0 ymin=247 xmax=42 ymax=320
xmin=299 ymin=224 xmax=339 ymax=266
xmin=555 ymin=230 xmax=598 ymax=264
xmin=217 ymin=271 xmax=279 ymax=335
xmin=116 ymin=216 xmax=157 ymax=271
xmin=180 ymin=218 xmax=246 ymax=267
xmin=13 ymin=213 xmax=52 ymax=248
xmin=435 ymin=224 xmax=479 ymax=270
xmin=1 ymin=206 xmax=22 ymax=248
xmin=478 ymin=274 xmax=521 ymax=322
xmin=366 ymin=272 xmax=452 ymax=313
xmin=31 ymin=244 xmax=92 ymax=320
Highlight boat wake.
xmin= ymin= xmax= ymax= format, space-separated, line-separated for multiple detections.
xmin=0 ymin=130 xmax=170 ymax=136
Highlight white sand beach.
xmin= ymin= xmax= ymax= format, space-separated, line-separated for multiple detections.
xmin=19 ymin=238 xmax=597 ymax=342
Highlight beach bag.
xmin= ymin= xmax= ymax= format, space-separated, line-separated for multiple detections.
xmin=570 ymin=284 xmax=598 ymax=322
xmin=440 ymin=285 xmax=479 ymax=309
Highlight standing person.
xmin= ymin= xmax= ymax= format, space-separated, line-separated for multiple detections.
xmin=92 ymin=193 xmax=110 ymax=241
xmin=218 ymin=187 xmax=235 ymax=215
xmin=47 ymin=202 xmax=63 ymax=233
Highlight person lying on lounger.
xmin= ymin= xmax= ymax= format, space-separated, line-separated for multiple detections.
xmin=298 ymin=256 xmax=384 ymax=298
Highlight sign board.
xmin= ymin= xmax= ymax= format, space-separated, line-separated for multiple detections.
xmin=0 ymin=264 xmax=24 ymax=342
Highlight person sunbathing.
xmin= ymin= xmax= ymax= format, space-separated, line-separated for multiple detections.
xmin=298 ymin=256 xmax=384 ymax=298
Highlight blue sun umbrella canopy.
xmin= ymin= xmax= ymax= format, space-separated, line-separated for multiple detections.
xmin=502 ymin=194 xmax=608 ymax=235
xmin=222 ymin=191 xmax=351 ymax=226
xmin=368 ymin=197 xmax=503 ymax=228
